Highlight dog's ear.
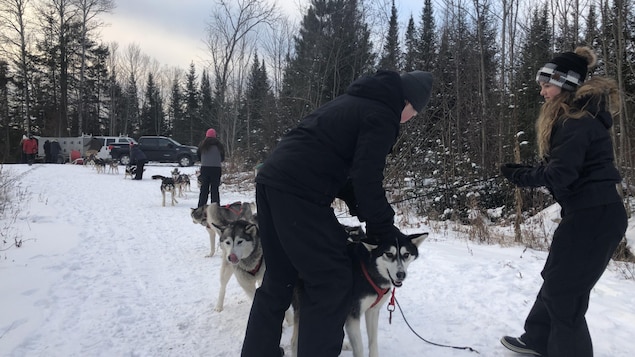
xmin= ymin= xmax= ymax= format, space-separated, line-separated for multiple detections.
xmin=408 ymin=232 xmax=428 ymax=247
xmin=245 ymin=223 xmax=258 ymax=237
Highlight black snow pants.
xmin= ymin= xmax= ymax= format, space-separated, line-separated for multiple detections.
xmin=521 ymin=202 xmax=627 ymax=357
xmin=241 ymin=184 xmax=352 ymax=357
xmin=197 ymin=166 xmax=221 ymax=207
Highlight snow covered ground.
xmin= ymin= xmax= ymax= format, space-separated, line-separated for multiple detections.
xmin=1 ymin=163 xmax=634 ymax=357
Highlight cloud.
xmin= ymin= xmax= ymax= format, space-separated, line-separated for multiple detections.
xmin=99 ymin=0 xmax=210 ymax=68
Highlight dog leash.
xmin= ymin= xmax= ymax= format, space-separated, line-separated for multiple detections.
xmin=391 ymin=296 xmax=480 ymax=354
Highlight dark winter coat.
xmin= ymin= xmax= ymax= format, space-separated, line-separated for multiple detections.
xmin=197 ymin=138 xmax=225 ymax=167
xmin=256 ymin=70 xmax=405 ymax=234
xmin=129 ymin=145 xmax=147 ymax=165
xmin=508 ymin=78 xmax=622 ymax=213
xmin=50 ymin=141 xmax=61 ymax=160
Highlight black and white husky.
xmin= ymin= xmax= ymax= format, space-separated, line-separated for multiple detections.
xmin=190 ymin=201 xmax=255 ymax=257
xmin=124 ymin=165 xmax=136 ymax=179
xmin=291 ymin=226 xmax=428 ymax=357
xmin=151 ymin=175 xmax=178 ymax=207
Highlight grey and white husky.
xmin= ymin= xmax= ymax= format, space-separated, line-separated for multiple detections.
xmin=213 ymin=216 xmax=263 ymax=312
xmin=291 ymin=226 xmax=428 ymax=357
xmin=190 ymin=201 xmax=255 ymax=257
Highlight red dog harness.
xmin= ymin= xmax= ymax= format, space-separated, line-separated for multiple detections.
xmin=360 ymin=262 xmax=390 ymax=308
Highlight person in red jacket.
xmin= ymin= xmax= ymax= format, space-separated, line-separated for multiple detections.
xmin=22 ymin=133 xmax=38 ymax=165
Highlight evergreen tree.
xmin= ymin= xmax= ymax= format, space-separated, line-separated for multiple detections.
xmin=416 ymin=0 xmax=437 ymax=70
xmin=513 ymin=4 xmax=551 ymax=161
xmin=199 ymin=69 xmax=214 ymax=130
xmin=180 ymin=62 xmax=199 ymax=145
xmin=83 ymin=43 xmax=110 ymax=135
xmin=403 ymin=16 xmax=418 ymax=72
xmin=123 ymin=73 xmax=139 ymax=137
xmin=106 ymin=68 xmax=125 ymax=136
xmin=166 ymin=74 xmax=184 ymax=138
xmin=139 ymin=72 xmax=164 ymax=135
xmin=378 ymin=0 xmax=400 ymax=71
xmin=241 ymin=52 xmax=277 ymax=164
xmin=281 ymin=0 xmax=374 ymax=128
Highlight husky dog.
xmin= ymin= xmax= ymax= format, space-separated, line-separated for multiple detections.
xmin=94 ymin=158 xmax=106 ymax=174
xmin=151 ymin=175 xmax=178 ymax=207
xmin=190 ymin=201 xmax=255 ymax=257
xmin=124 ymin=165 xmax=136 ymax=179
xmin=208 ymin=204 xmax=293 ymax=324
xmin=107 ymin=159 xmax=119 ymax=174
xmin=171 ymin=168 xmax=191 ymax=197
xmin=291 ymin=226 xmax=428 ymax=357
xmin=206 ymin=203 xmax=260 ymax=311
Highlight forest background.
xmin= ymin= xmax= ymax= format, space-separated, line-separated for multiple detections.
xmin=1 ymin=0 xmax=634 ymax=248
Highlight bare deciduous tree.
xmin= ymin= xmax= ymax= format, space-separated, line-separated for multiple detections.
xmin=0 ymin=0 xmax=32 ymax=132
xmin=75 ymin=0 xmax=115 ymax=134
xmin=204 ymin=0 xmax=278 ymax=154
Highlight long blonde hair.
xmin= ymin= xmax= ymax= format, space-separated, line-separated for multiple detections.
xmin=535 ymin=46 xmax=600 ymax=158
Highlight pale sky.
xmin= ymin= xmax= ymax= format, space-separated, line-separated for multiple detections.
xmin=99 ymin=0 xmax=424 ymax=70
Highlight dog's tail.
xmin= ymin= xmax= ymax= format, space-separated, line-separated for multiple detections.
xmin=152 ymin=175 xmax=168 ymax=180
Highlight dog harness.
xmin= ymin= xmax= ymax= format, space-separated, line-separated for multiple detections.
xmin=360 ymin=262 xmax=390 ymax=308
xmin=224 ymin=201 xmax=245 ymax=216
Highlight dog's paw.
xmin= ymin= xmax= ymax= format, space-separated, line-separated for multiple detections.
xmin=341 ymin=340 xmax=352 ymax=351
xmin=213 ymin=305 xmax=224 ymax=312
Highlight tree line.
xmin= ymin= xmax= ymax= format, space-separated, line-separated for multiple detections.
xmin=0 ymin=0 xmax=633 ymax=232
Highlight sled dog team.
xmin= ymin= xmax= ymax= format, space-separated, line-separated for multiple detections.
xmin=190 ymin=201 xmax=427 ymax=357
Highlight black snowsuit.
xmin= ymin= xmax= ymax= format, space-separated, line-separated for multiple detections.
xmin=241 ymin=70 xmax=405 ymax=357
xmin=129 ymin=146 xmax=147 ymax=180
xmin=506 ymin=78 xmax=627 ymax=357
xmin=50 ymin=141 xmax=61 ymax=163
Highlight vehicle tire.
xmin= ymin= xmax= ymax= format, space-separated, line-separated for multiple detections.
xmin=119 ymin=154 xmax=131 ymax=166
xmin=178 ymin=155 xmax=192 ymax=167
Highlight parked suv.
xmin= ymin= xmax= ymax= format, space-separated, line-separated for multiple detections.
xmin=109 ymin=136 xmax=198 ymax=167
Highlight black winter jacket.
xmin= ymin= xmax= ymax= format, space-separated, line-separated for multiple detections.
xmin=130 ymin=145 xmax=147 ymax=165
xmin=511 ymin=78 xmax=622 ymax=213
xmin=256 ymin=70 xmax=405 ymax=233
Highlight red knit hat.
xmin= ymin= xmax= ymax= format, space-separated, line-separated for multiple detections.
xmin=206 ymin=128 xmax=217 ymax=138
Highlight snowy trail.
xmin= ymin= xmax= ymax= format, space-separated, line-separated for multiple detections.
xmin=3 ymin=164 xmax=252 ymax=356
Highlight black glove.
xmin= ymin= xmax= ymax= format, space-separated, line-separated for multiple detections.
xmin=500 ymin=163 xmax=532 ymax=185
xmin=365 ymin=224 xmax=405 ymax=245
xmin=336 ymin=178 xmax=359 ymax=218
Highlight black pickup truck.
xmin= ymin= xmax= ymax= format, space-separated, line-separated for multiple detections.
xmin=109 ymin=136 xmax=198 ymax=167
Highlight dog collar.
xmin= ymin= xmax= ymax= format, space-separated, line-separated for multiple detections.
xmin=360 ymin=262 xmax=390 ymax=308
xmin=247 ymin=256 xmax=263 ymax=276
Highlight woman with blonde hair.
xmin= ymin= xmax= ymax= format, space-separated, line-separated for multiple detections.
xmin=500 ymin=47 xmax=627 ymax=356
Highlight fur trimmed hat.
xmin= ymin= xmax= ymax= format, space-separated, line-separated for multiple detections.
xmin=205 ymin=128 xmax=217 ymax=138
xmin=400 ymin=71 xmax=433 ymax=112
xmin=536 ymin=46 xmax=597 ymax=91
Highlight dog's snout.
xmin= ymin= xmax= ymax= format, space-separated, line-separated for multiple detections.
xmin=396 ymin=271 xmax=406 ymax=280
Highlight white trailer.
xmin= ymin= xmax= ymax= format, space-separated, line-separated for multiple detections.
xmin=34 ymin=135 xmax=131 ymax=163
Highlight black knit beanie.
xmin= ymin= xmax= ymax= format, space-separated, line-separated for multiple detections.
xmin=400 ymin=71 xmax=433 ymax=112
xmin=536 ymin=52 xmax=589 ymax=91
